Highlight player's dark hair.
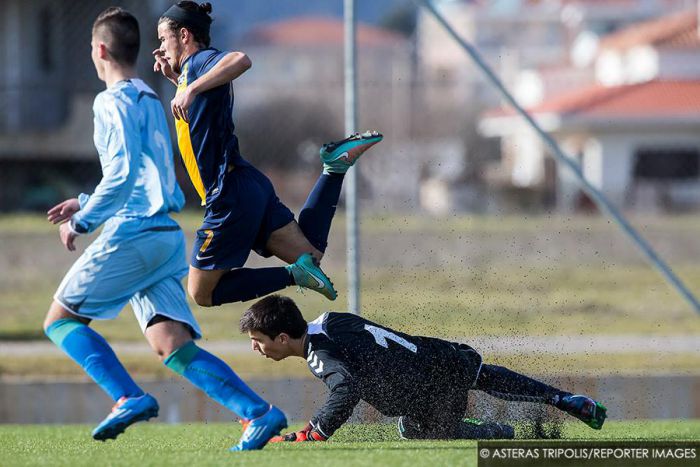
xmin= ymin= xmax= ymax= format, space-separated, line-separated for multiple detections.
xmin=159 ymin=1 xmax=213 ymax=48
xmin=92 ymin=7 xmax=140 ymax=67
xmin=240 ymin=295 xmax=307 ymax=340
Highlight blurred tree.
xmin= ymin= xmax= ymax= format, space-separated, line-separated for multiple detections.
xmin=236 ymin=97 xmax=342 ymax=170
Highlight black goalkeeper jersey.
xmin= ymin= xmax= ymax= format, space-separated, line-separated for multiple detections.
xmin=303 ymin=312 xmax=482 ymax=438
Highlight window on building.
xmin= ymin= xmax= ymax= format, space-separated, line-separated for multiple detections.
xmin=633 ymin=148 xmax=700 ymax=180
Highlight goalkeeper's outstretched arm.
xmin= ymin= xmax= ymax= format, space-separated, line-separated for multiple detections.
xmin=272 ymin=351 xmax=360 ymax=443
xmin=310 ymin=368 xmax=361 ymax=439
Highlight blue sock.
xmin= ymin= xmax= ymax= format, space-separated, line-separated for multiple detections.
xmin=45 ymin=319 xmax=143 ymax=401
xmin=211 ymin=267 xmax=292 ymax=306
xmin=164 ymin=341 xmax=269 ymax=420
xmin=298 ymin=173 xmax=344 ymax=253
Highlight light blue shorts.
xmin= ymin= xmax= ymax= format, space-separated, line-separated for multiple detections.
xmin=54 ymin=215 xmax=202 ymax=339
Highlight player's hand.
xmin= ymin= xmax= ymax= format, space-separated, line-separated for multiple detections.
xmin=152 ymin=48 xmax=179 ymax=85
xmin=59 ymin=222 xmax=78 ymax=252
xmin=171 ymin=87 xmax=195 ymax=123
xmin=47 ymin=198 xmax=80 ymax=224
xmin=269 ymin=424 xmax=327 ymax=443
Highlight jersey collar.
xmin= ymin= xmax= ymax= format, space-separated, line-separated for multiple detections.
xmin=302 ymin=333 xmax=311 ymax=359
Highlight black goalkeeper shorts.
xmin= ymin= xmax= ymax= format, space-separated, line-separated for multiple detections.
xmin=404 ymin=340 xmax=483 ymax=433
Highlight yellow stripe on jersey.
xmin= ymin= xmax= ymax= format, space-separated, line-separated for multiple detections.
xmin=176 ymin=119 xmax=206 ymax=205
xmin=175 ymin=63 xmax=206 ymax=205
xmin=199 ymin=229 xmax=214 ymax=253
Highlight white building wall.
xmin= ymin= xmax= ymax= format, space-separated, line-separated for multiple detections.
xmin=554 ymin=135 xmax=587 ymax=212
xmin=595 ymin=134 xmax=634 ymax=207
xmin=566 ymin=130 xmax=700 ymax=211
xmin=625 ymin=45 xmax=659 ymax=83
xmin=512 ymin=126 xmax=545 ymax=187
xmin=583 ymin=137 xmax=603 ymax=189
xmin=596 ymin=50 xmax=625 ymax=85
xmin=596 ymin=43 xmax=700 ymax=85
xmin=553 ymin=128 xmax=700 ymax=212
xmin=485 ymin=120 xmax=700 ymax=212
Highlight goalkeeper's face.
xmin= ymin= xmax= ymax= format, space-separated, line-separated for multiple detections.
xmin=248 ymin=330 xmax=292 ymax=361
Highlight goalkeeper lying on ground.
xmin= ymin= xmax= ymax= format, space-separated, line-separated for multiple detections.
xmin=239 ymin=295 xmax=607 ymax=442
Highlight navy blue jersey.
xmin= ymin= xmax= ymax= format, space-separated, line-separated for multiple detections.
xmin=175 ymin=48 xmax=251 ymax=206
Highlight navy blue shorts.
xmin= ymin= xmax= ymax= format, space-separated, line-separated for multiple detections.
xmin=191 ymin=166 xmax=295 ymax=270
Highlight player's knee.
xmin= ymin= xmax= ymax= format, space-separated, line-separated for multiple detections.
xmin=191 ymin=293 xmax=214 ymax=307
xmin=152 ymin=346 xmax=168 ymax=362
xmin=153 ymin=343 xmax=185 ymax=362
xmin=145 ymin=317 xmax=194 ymax=361
xmin=150 ymin=338 xmax=191 ymax=362
xmin=42 ymin=315 xmax=55 ymax=334
xmin=188 ymin=284 xmax=213 ymax=307
xmin=43 ymin=303 xmax=82 ymax=334
xmin=43 ymin=316 xmax=65 ymax=334
xmin=152 ymin=342 xmax=176 ymax=362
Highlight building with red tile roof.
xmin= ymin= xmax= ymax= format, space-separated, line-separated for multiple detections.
xmin=489 ymin=80 xmax=700 ymax=119
xmin=599 ymin=9 xmax=700 ymax=51
xmin=480 ymin=8 xmax=700 ymax=212
xmin=243 ymin=17 xmax=406 ymax=47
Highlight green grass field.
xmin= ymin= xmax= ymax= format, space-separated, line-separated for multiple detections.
xmin=3 ymin=212 xmax=700 ymax=379
xmin=3 ymin=212 xmax=700 ymax=342
xmin=1 ymin=421 xmax=699 ymax=467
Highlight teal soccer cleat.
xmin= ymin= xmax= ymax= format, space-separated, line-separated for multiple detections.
xmin=92 ymin=393 xmax=159 ymax=441
xmin=230 ymin=405 xmax=288 ymax=451
xmin=286 ymin=253 xmax=337 ymax=301
xmin=321 ymin=130 xmax=383 ymax=174
xmin=558 ymin=394 xmax=607 ymax=430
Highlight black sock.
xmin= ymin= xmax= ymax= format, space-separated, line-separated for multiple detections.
xmin=298 ymin=173 xmax=344 ymax=253
xmin=211 ymin=267 xmax=294 ymax=306
xmin=474 ymin=364 xmax=570 ymax=405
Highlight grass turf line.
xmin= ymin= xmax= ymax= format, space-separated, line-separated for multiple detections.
xmin=1 ymin=421 xmax=699 ymax=467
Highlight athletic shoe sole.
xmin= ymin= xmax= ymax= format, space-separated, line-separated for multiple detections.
xmin=92 ymin=407 xmax=159 ymax=441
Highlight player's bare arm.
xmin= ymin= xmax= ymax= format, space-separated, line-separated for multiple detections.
xmin=170 ymin=51 xmax=252 ymax=122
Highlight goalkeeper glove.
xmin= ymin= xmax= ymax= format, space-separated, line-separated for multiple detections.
xmin=269 ymin=422 xmax=327 ymax=443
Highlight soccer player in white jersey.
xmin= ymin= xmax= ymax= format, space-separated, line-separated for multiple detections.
xmin=43 ymin=7 xmax=286 ymax=451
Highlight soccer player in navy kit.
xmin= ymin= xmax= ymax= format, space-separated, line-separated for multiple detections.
xmin=153 ymin=1 xmax=382 ymax=308
xmin=240 ymin=295 xmax=608 ymax=442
